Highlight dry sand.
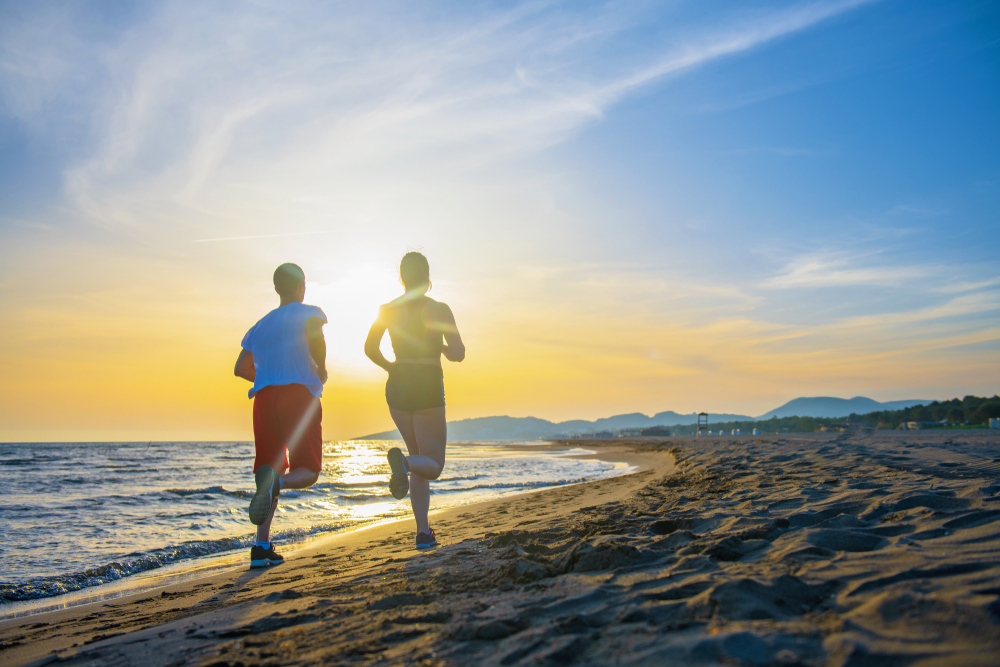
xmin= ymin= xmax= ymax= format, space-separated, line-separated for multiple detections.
xmin=2 ymin=431 xmax=1000 ymax=666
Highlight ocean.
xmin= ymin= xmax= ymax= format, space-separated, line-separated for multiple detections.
xmin=0 ymin=440 xmax=622 ymax=609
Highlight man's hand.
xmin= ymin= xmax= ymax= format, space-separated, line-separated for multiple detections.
xmin=318 ymin=367 xmax=329 ymax=384
xmin=234 ymin=349 xmax=255 ymax=382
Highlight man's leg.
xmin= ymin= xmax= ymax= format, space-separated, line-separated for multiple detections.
xmin=254 ymin=470 xmax=316 ymax=543
xmin=250 ymin=495 xmax=283 ymax=568
xmin=282 ymin=384 xmax=323 ymax=491
xmin=250 ymin=387 xmax=285 ymax=526
xmin=256 ymin=498 xmax=279 ymax=544
xmin=281 ymin=467 xmax=320 ymax=489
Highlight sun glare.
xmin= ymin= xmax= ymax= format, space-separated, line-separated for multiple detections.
xmin=308 ymin=264 xmax=402 ymax=376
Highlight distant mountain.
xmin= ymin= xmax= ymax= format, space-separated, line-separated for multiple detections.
xmin=358 ymin=410 xmax=754 ymax=441
xmin=357 ymin=396 xmax=936 ymax=440
xmin=755 ymin=396 xmax=930 ymax=420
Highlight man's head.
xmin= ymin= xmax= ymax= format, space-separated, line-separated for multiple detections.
xmin=273 ymin=263 xmax=306 ymax=302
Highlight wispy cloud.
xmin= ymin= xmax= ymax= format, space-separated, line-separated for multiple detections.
xmin=193 ymin=231 xmax=333 ymax=243
xmin=593 ymin=0 xmax=879 ymax=103
xmin=6 ymin=0 xmax=875 ymax=238
xmin=830 ymin=291 xmax=1000 ymax=330
xmin=760 ymin=252 xmax=936 ymax=289
xmin=932 ymin=277 xmax=1000 ymax=294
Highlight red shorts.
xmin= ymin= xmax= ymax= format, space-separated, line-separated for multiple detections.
xmin=252 ymin=384 xmax=323 ymax=474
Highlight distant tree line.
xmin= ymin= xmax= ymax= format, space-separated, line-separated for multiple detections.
xmin=668 ymin=395 xmax=1000 ymax=435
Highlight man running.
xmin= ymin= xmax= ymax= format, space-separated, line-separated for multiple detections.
xmin=234 ymin=263 xmax=327 ymax=568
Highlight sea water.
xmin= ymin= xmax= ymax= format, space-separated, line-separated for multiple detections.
xmin=0 ymin=440 xmax=621 ymax=606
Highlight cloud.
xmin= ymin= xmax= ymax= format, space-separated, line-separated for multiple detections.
xmin=2 ymin=0 xmax=877 ymax=237
xmin=760 ymin=252 xmax=937 ymax=289
xmin=933 ymin=277 xmax=1000 ymax=294
xmin=193 ymin=231 xmax=335 ymax=243
xmin=592 ymin=0 xmax=879 ymax=103
xmin=830 ymin=291 xmax=1000 ymax=330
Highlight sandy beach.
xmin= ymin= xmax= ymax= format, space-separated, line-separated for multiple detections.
xmin=3 ymin=431 xmax=999 ymax=666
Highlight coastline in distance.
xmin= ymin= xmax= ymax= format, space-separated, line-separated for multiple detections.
xmin=357 ymin=396 xmax=931 ymax=441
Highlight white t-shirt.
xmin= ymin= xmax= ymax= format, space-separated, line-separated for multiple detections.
xmin=241 ymin=302 xmax=328 ymax=399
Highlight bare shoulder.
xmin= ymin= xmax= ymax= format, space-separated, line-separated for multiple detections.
xmin=424 ymin=298 xmax=455 ymax=322
xmin=378 ymin=299 xmax=406 ymax=324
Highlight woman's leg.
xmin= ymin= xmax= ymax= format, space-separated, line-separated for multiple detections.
xmin=389 ymin=407 xmax=418 ymax=456
xmin=411 ymin=407 xmax=446 ymax=534
xmin=389 ymin=406 xmax=446 ymax=534
xmin=389 ymin=408 xmax=427 ymax=532
xmin=409 ymin=406 xmax=446 ymax=478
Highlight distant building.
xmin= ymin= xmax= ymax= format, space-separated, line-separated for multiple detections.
xmin=991 ymin=418 xmax=999 ymax=429
xmin=640 ymin=426 xmax=671 ymax=437
xmin=697 ymin=412 xmax=709 ymax=436
xmin=906 ymin=420 xmax=949 ymax=430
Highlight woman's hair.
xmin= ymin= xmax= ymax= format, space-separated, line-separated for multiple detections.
xmin=399 ymin=252 xmax=431 ymax=291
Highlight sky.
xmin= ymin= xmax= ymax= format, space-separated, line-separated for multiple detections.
xmin=1 ymin=0 xmax=998 ymax=442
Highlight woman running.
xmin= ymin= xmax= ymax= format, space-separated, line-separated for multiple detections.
xmin=365 ymin=252 xmax=465 ymax=549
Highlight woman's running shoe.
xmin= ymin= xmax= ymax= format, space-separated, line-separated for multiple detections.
xmin=387 ymin=448 xmax=410 ymax=500
xmin=416 ymin=528 xmax=437 ymax=550
xmin=249 ymin=464 xmax=280 ymax=525
xmin=249 ymin=542 xmax=284 ymax=569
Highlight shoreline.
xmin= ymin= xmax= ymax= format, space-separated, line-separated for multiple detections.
xmin=0 ymin=440 xmax=636 ymax=620
xmin=4 ymin=431 xmax=999 ymax=666
xmin=0 ymin=441 xmax=670 ymax=666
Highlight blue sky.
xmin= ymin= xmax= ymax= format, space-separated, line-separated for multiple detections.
xmin=0 ymin=0 xmax=997 ymax=440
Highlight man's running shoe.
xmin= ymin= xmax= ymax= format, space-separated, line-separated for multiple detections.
xmin=416 ymin=528 xmax=437 ymax=550
xmin=387 ymin=448 xmax=410 ymax=500
xmin=249 ymin=543 xmax=284 ymax=569
xmin=249 ymin=464 xmax=280 ymax=525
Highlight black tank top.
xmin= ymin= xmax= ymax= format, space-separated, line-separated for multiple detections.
xmin=389 ymin=298 xmax=444 ymax=360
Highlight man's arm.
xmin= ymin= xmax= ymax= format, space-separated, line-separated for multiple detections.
xmin=305 ymin=317 xmax=328 ymax=384
xmin=234 ymin=349 xmax=256 ymax=382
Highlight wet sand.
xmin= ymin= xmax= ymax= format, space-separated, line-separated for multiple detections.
xmin=3 ymin=432 xmax=1000 ymax=666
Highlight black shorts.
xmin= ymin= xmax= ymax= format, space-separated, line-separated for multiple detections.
xmin=386 ymin=364 xmax=445 ymax=412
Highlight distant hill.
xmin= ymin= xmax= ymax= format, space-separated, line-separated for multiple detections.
xmin=357 ymin=396 xmax=936 ymax=440
xmin=755 ymin=396 xmax=930 ymax=420
xmin=358 ymin=411 xmax=754 ymax=441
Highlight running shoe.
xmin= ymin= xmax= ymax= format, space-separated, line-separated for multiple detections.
xmin=387 ymin=447 xmax=410 ymax=500
xmin=416 ymin=528 xmax=437 ymax=550
xmin=249 ymin=543 xmax=284 ymax=569
xmin=249 ymin=464 xmax=280 ymax=525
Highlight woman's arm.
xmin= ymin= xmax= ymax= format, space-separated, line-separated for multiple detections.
xmin=364 ymin=306 xmax=394 ymax=372
xmin=437 ymin=303 xmax=465 ymax=362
